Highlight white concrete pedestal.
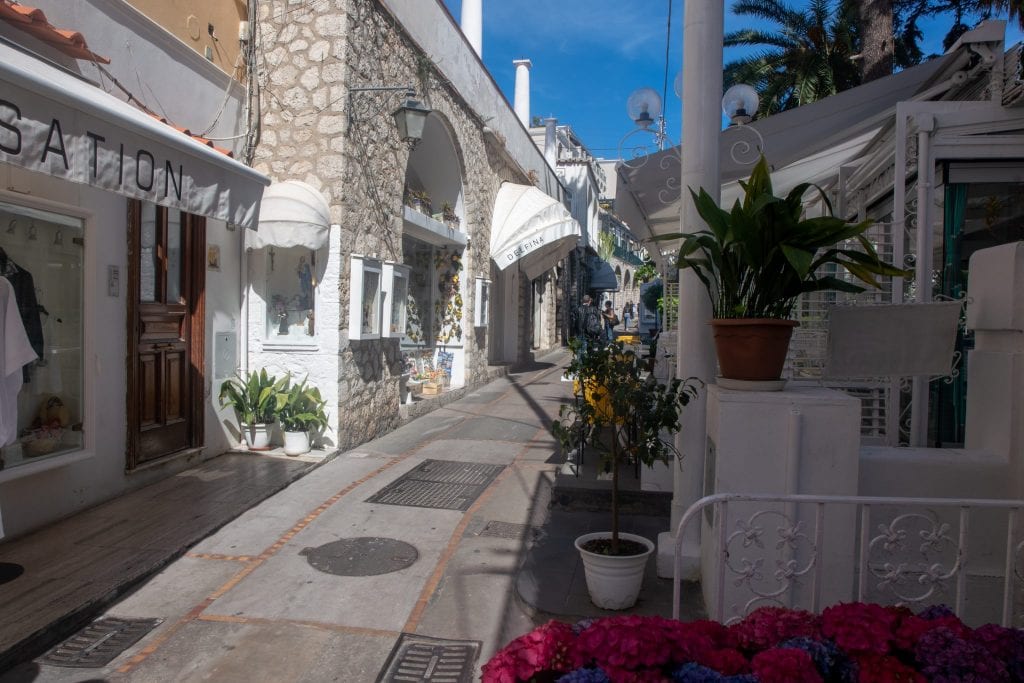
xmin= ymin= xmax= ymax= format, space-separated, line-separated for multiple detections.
xmin=699 ymin=384 xmax=860 ymax=620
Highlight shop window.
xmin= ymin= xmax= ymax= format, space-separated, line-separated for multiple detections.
xmin=382 ymin=262 xmax=411 ymax=338
xmin=349 ymin=254 xmax=383 ymax=340
xmin=0 ymin=200 xmax=84 ymax=469
xmin=265 ymin=247 xmax=316 ymax=342
xmin=474 ymin=277 xmax=490 ymax=327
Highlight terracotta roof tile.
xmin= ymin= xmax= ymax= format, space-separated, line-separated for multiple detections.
xmin=148 ymin=114 xmax=235 ymax=158
xmin=0 ymin=1 xmax=110 ymax=63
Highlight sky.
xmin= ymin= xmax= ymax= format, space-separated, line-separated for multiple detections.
xmin=440 ymin=0 xmax=1022 ymax=160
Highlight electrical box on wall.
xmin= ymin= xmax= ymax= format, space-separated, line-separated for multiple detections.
xmin=474 ymin=277 xmax=490 ymax=327
xmin=349 ymin=254 xmax=383 ymax=340
xmin=382 ymin=261 xmax=411 ymax=339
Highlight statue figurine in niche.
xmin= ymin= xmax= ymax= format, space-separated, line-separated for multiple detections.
xmin=297 ymin=256 xmax=313 ymax=310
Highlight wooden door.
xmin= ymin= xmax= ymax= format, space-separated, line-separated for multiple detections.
xmin=127 ymin=201 xmax=205 ymax=468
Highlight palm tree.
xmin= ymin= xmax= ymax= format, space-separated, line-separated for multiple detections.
xmin=724 ymin=0 xmax=862 ymax=117
xmin=860 ymin=0 xmax=894 ymax=81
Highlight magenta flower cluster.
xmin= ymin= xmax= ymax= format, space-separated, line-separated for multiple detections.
xmin=481 ymin=603 xmax=1024 ymax=682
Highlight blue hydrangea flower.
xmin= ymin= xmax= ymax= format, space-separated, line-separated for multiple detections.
xmin=918 ymin=604 xmax=955 ymax=620
xmin=780 ymin=636 xmax=855 ymax=680
xmin=556 ymin=667 xmax=611 ymax=683
xmin=671 ymin=663 xmax=724 ymax=683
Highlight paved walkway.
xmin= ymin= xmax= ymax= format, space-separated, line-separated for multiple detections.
xmin=0 ymin=351 xmax=703 ymax=682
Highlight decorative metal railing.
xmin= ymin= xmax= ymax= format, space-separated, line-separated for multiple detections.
xmin=673 ymin=493 xmax=1024 ymax=627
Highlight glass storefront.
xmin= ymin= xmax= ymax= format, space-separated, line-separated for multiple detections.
xmin=0 ymin=200 xmax=84 ymax=470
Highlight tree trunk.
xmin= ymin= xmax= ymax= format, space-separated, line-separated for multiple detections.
xmin=861 ymin=0 xmax=894 ymax=83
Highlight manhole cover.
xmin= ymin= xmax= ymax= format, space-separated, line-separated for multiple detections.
xmin=300 ymin=537 xmax=418 ymax=576
xmin=376 ymin=633 xmax=480 ymax=683
xmin=366 ymin=460 xmax=504 ymax=511
xmin=478 ymin=521 xmax=536 ymax=540
xmin=39 ymin=617 xmax=162 ymax=668
xmin=0 ymin=562 xmax=24 ymax=585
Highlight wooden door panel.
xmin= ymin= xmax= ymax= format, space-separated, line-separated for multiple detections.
xmin=139 ymin=353 xmax=158 ymax=427
xmin=164 ymin=350 xmax=186 ymax=423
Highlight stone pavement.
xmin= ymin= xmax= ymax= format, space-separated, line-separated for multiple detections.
xmin=0 ymin=351 xmax=703 ymax=682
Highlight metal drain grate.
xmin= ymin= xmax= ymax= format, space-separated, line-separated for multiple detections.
xmin=366 ymin=460 xmax=504 ymax=512
xmin=376 ymin=633 xmax=480 ymax=683
xmin=477 ymin=521 xmax=537 ymax=540
xmin=40 ymin=616 xmax=162 ymax=668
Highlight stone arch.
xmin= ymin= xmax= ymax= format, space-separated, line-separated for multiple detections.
xmin=624 ymin=269 xmax=632 ymax=288
xmin=404 ymin=111 xmax=466 ymax=223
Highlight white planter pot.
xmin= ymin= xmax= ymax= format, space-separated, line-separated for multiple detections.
xmin=283 ymin=430 xmax=310 ymax=456
xmin=575 ymin=532 xmax=655 ymax=610
xmin=242 ymin=423 xmax=273 ymax=451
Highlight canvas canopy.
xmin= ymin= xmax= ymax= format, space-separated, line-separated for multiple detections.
xmin=490 ymin=182 xmax=580 ymax=279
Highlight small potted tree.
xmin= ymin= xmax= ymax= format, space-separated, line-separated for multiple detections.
xmin=553 ymin=340 xmax=700 ymax=609
xmin=404 ymin=187 xmax=432 ymax=215
xmin=275 ymin=375 xmax=329 ymax=456
xmin=218 ymin=369 xmax=287 ymax=451
xmin=661 ymin=155 xmax=905 ymax=383
xmin=440 ymin=201 xmax=459 ymax=229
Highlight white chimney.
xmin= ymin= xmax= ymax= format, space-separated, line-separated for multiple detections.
xmin=460 ymin=0 xmax=482 ymax=58
xmin=513 ymin=59 xmax=532 ymax=128
xmin=544 ymin=118 xmax=557 ymax=167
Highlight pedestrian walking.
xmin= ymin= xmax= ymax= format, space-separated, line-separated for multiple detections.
xmin=601 ymin=300 xmax=619 ymax=342
xmin=576 ymin=294 xmax=603 ymax=352
xmin=622 ymin=301 xmax=634 ymax=330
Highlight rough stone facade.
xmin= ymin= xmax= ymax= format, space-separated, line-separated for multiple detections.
xmin=254 ymin=0 xmax=559 ymax=450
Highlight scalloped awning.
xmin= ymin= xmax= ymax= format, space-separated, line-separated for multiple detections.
xmin=490 ymin=182 xmax=580 ymax=280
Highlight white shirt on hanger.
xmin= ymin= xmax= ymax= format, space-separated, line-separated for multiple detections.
xmin=0 ymin=275 xmax=37 ymax=448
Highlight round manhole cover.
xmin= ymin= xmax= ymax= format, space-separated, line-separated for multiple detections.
xmin=300 ymin=537 xmax=418 ymax=576
xmin=0 ymin=562 xmax=24 ymax=585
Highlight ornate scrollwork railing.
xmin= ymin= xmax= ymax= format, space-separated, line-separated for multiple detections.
xmin=674 ymin=493 xmax=1024 ymax=627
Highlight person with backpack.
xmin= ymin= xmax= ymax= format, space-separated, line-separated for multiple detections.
xmin=576 ymin=294 xmax=603 ymax=351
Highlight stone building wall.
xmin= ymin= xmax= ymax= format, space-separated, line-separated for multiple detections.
xmin=254 ymin=0 xmax=539 ymax=449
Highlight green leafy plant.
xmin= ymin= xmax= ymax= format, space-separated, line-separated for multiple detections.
xmin=218 ymin=369 xmax=287 ymax=426
xmin=552 ymin=340 xmax=700 ymax=555
xmin=275 ymin=375 xmax=328 ymax=433
xmin=660 ymin=155 xmax=906 ymax=319
xmin=635 ymin=261 xmax=658 ymax=284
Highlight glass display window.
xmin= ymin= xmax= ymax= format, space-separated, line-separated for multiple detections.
xmin=264 ymin=247 xmax=317 ymax=342
xmin=382 ymin=262 xmax=411 ymax=338
xmin=349 ymin=254 xmax=383 ymax=340
xmin=474 ymin=277 xmax=490 ymax=327
xmin=0 ymin=200 xmax=84 ymax=470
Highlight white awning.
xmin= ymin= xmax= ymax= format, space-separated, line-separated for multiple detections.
xmin=245 ymin=180 xmax=331 ymax=250
xmin=490 ymin=182 xmax=580 ymax=279
xmin=0 ymin=41 xmax=269 ymax=229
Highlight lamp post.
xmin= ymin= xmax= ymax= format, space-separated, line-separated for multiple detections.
xmin=721 ymin=84 xmax=766 ymax=165
xmin=348 ymin=85 xmax=431 ymax=148
xmin=618 ymin=87 xmax=674 ymax=169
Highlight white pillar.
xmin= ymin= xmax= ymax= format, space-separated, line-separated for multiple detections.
xmin=460 ymin=0 xmax=483 ymax=58
xmin=544 ymin=117 xmax=557 ymax=168
xmin=656 ymin=0 xmax=724 ymax=579
xmin=513 ymin=59 xmax=532 ymax=128
xmin=910 ymin=113 xmax=935 ymax=446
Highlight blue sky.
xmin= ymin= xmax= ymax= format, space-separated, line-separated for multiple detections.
xmin=440 ymin=0 xmax=1021 ymax=159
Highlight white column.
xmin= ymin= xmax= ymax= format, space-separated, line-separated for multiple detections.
xmin=656 ymin=0 xmax=724 ymax=579
xmin=460 ymin=0 xmax=483 ymax=58
xmin=513 ymin=59 xmax=532 ymax=128
xmin=910 ymin=113 xmax=935 ymax=446
xmin=544 ymin=117 xmax=557 ymax=168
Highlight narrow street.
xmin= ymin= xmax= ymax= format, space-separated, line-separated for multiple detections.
xmin=2 ymin=354 xmax=580 ymax=681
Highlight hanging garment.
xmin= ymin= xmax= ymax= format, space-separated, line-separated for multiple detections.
xmin=0 ymin=249 xmax=43 ymax=382
xmin=0 ymin=275 xmax=38 ymax=448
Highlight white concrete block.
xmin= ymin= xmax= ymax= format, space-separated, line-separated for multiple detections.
xmin=967 ymin=241 xmax=1024 ymax=332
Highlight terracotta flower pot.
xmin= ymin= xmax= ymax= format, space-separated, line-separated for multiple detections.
xmin=710 ymin=318 xmax=799 ymax=381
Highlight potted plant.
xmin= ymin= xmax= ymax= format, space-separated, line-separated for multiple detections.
xmin=274 ymin=375 xmax=328 ymax=456
xmin=218 ymin=368 xmax=287 ymax=451
xmin=552 ymin=340 xmax=699 ymax=609
xmin=664 ymin=155 xmax=905 ymax=383
xmin=404 ymin=187 xmax=431 ymax=215
xmin=440 ymin=201 xmax=459 ymax=229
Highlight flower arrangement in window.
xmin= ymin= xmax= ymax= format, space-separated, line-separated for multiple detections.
xmin=405 ymin=294 xmax=423 ymax=343
xmin=482 ymin=603 xmax=1024 ymax=682
xmin=433 ymin=247 xmax=463 ymax=343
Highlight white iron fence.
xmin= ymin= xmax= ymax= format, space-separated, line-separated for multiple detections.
xmin=674 ymin=493 xmax=1024 ymax=627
